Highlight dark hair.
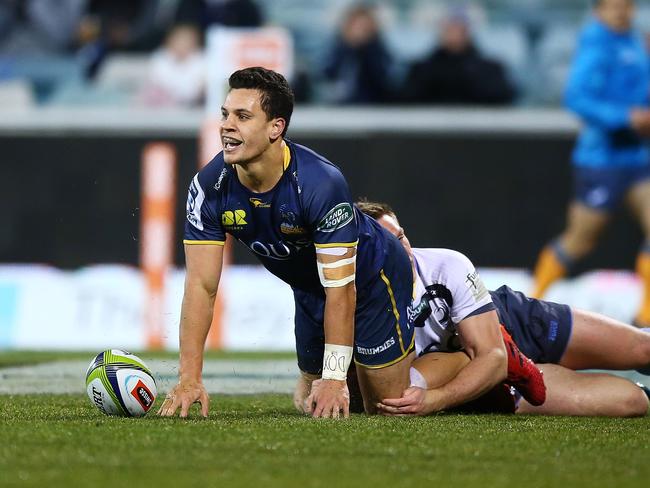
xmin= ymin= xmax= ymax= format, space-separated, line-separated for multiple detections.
xmin=228 ymin=67 xmax=294 ymax=137
xmin=356 ymin=198 xmax=395 ymax=220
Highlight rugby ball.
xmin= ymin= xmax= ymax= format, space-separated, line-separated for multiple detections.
xmin=85 ymin=349 xmax=157 ymax=417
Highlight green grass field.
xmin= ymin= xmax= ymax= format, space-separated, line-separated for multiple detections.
xmin=1 ymin=351 xmax=649 ymax=488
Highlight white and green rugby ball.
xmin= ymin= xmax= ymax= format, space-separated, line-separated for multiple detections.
xmin=85 ymin=349 xmax=157 ymax=417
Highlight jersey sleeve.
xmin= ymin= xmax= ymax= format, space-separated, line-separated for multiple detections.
xmin=442 ymin=250 xmax=495 ymax=323
xmin=183 ymin=172 xmax=225 ymax=245
xmin=302 ymin=163 xmax=358 ymax=249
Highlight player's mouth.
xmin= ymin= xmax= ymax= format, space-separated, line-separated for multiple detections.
xmin=223 ymin=137 xmax=243 ymax=152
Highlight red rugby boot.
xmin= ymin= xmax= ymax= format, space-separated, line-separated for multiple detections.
xmin=500 ymin=325 xmax=546 ymax=406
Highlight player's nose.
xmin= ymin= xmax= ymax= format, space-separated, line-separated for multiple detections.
xmin=221 ymin=114 xmax=236 ymax=131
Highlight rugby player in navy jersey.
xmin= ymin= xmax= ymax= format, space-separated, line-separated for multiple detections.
xmin=158 ymin=67 xmax=415 ymax=418
xmin=354 ymin=201 xmax=650 ymax=417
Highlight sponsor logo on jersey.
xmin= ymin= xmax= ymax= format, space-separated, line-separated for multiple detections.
xmin=131 ymin=380 xmax=154 ymax=411
xmin=279 ymin=204 xmax=306 ymax=235
xmin=187 ymin=175 xmax=205 ymax=230
xmin=221 ymin=210 xmax=247 ymax=229
xmin=356 ymin=337 xmax=396 ymax=356
xmin=247 ymin=238 xmax=312 ymax=260
xmin=214 ymin=168 xmax=227 ymax=191
xmin=465 ymin=271 xmax=488 ymax=301
xmin=280 ymin=224 xmax=307 ymax=235
xmin=408 ymin=284 xmax=452 ymax=327
xmin=316 ymin=203 xmax=354 ymax=233
xmin=249 ymin=198 xmax=271 ymax=208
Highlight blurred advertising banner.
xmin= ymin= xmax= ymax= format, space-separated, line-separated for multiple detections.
xmin=206 ymin=26 xmax=294 ymax=115
xmin=0 ymin=265 xmax=642 ymax=351
xmin=0 ymin=265 xmax=295 ymax=351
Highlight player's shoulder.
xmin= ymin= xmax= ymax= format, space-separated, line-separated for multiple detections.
xmin=413 ymin=248 xmax=476 ymax=275
xmin=288 ymin=140 xmax=345 ymax=183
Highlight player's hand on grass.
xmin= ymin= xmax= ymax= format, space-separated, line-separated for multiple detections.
xmin=158 ymin=379 xmax=209 ymax=418
xmin=293 ymin=376 xmax=310 ymax=413
xmin=305 ymin=378 xmax=350 ymax=419
xmin=377 ymin=386 xmax=436 ymax=416
xmin=293 ymin=372 xmax=321 ymax=414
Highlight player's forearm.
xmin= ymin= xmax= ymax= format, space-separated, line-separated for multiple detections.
xmin=178 ymin=284 xmax=217 ymax=382
xmin=429 ymin=348 xmax=507 ymax=412
xmin=323 ymin=283 xmax=356 ymax=346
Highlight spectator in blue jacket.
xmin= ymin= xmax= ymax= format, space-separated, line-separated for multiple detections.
xmin=531 ymin=0 xmax=650 ymax=326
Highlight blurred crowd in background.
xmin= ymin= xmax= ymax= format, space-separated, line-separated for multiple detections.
xmin=0 ymin=0 xmax=647 ymax=109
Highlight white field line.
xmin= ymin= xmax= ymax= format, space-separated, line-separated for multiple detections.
xmin=0 ymin=359 xmax=300 ymax=395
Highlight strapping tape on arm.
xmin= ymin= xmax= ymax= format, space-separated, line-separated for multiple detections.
xmin=316 ymin=256 xmax=356 ymax=288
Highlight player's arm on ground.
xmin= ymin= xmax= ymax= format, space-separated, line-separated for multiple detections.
xmin=159 ymin=169 xmax=225 ymax=418
xmin=158 ymin=243 xmax=223 ymax=418
xmin=305 ymin=245 xmax=357 ymax=418
xmin=300 ymin=163 xmax=359 ymax=418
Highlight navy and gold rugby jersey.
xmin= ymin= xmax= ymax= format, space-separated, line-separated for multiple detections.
xmin=184 ymin=140 xmax=389 ymax=293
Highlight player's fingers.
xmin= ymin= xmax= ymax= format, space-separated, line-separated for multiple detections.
xmin=156 ymin=398 xmax=168 ymax=415
xmin=161 ymin=396 xmax=182 ymax=417
xmin=179 ymin=396 xmax=192 ymax=418
xmin=301 ymin=397 xmax=311 ymax=415
xmin=157 ymin=392 xmax=174 ymax=415
xmin=332 ymin=404 xmax=339 ymax=419
xmin=199 ymin=391 xmax=210 ymax=418
xmin=305 ymin=392 xmax=316 ymax=414
xmin=376 ymin=402 xmax=403 ymax=415
xmin=343 ymin=400 xmax=350 ymax=419
xmin=312 ymin=398 xmax=327 ymax=418
xmin=380 ymin=396 xmax=412 ymax=407
xmin=322 ymin=405 xmax=332 ymax=419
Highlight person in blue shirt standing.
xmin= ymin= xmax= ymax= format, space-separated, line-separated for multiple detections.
xmin=531 ymin=0 xmax=650 ymax=327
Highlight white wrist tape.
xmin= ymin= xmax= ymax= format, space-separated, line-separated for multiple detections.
xmin=321 ymin=343 xmax=353 ymax=381
xmin=317 ymin=256 xmax=356 ymax=288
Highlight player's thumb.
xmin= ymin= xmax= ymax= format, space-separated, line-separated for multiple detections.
xmin=403 ymin=386 xmax=422 ymax=398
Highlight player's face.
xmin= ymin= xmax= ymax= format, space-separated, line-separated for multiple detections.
xmin=220 ymin=88 xmax=282 ymax=165
xmin=597 ymin=0 xmax=634 ymax=32
xmin=376 ymin=214 xmax=412 ymax=259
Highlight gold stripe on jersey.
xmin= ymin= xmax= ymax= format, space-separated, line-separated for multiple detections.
xmin=183 ymin=240 xmax=225 ymax=246
xmin=379 ymin=269 xmax=406 ymax=354
xmin=314 ymin=241 xmax=359 ymax=249
xmin=283 ymin=142 xmax=291 ymax=170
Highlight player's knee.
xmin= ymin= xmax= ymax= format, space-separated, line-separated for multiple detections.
xmin=619 ymin=388 xmax=649 ymax=417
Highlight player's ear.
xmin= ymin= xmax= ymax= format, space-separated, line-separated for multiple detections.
xmin=269 ymin=117 xmax=286 ymax=140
